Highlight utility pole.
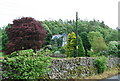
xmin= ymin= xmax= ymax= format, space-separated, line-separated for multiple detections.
xmin=76 ymin=12 xmax=78 ymax=57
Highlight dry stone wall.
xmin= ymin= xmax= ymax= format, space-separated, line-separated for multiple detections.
xmin=48 ymin=57 xmax=120 ymax=79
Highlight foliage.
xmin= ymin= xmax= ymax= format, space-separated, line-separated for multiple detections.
xmin=88 ymin=31 xmax=103 ymax=44
xmin=118 ymin=42 xmax=120 ymax=57
xmin=59 ymin=46 xmax=65 ymax=54
xmin=52 ymin=50 xmax=66 ymax=58
xmin=1 ymin=18 xmax=118 ymax=56
xmin=42 ymin=23 xmax=52 ymax=45
xmin=51 ymin=43 xmax=58 ymax=52
xmin=43 ymin=19 xmax=118 ymax=45
xmin=65 ymin=32 xmax=76 ymax=57
xmin=78 ymin=36 xmax=85 ymax=57
xmin=105 ymin=29 xmax=118 ymax=42
xmin=65 ymin=32 xmax=85 ymax=57
xmin=107 ymin=41 xmax=118 ymax=57
xmin=92 ymin=36 xmax=107 ymax=53
xmin=0 ymin=25 xmax=10 ymax=51
xmin=87 ymin=50 xmax=94 ymax=57
xmin=1 ymin=49 xmax=52 ymax=79
xmin=80 ymin=32 xmax=91 ymax=56
xmin=36 ymin=49 xmax=53 ymax=56
xmin=5 ymin=17 xmax=47 ymax=54
xmin=94 ymin=56 xmax=108 ymax=74
xmin=42 ymin=20 xmax=73 ymax=45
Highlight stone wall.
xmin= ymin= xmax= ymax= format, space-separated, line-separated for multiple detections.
xmin=48 ymin=57 xmax=120 ymax=79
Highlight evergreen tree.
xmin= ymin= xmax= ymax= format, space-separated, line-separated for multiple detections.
xmin=65 ymin=32 xmax=85 ymax=57
xmin=80 ymin=32 xmax=91 ymax=56
xmin=78 ymin=36 xmax=85 ymax=57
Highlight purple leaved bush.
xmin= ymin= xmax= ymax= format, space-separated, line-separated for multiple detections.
xmin=5 ymin=17 xmax=47 ymax=54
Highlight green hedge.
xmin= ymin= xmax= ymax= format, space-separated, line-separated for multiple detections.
xmin=1 ymin=49 xmax=52 ymax=79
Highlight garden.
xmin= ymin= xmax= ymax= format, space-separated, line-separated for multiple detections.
xmin=0 ymin=17 xmax=119 ymax=80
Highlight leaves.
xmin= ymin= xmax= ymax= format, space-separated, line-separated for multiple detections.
xmin=2 ymin=49 xmax=52 ymax=79
xmin=5 ymin=17 xmax=47 ymax=54
xmin=65 ymin=32 xmax=85 ymax=57
xmin=94 ymin=56 xmax=108 ymax=74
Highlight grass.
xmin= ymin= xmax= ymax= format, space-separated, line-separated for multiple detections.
xmin=83 ymin=67 xmax=119 ymax=80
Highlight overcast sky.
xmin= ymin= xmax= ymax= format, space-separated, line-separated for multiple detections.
xmin=0 ymin=0 xmax=119 ymax=29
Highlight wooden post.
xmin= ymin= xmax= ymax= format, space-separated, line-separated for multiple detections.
xmin=76 ymin=12 xmax=78 ymax=57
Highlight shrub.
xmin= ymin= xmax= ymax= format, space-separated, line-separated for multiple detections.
xmin=5 ymin=17 xmax=47 ymax=54
xmin=94 ymin=56 xmax=108 ymax=74
xmin=52 ymin=51 xmax=66 ymax=58
xmin=65 ymin=32 xmax=85 ymax=57
xmin=59 ymin=46 xmax=65 ymax=54
xmin=51 ymin=44 xmax=58 ymax=52
xmin=1 ymin=49 xmax=52 ymax=79
xmin=107 ymin=41 xmax=118 ymax=57
xmin=65 ymin=32 xmax=76 ymax=57
xmin=87 ymin=50 xmax=94 ymax=57
xmin=36 ymin=49 xmax=53 ymax=56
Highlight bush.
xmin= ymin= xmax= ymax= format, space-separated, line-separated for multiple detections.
xmin=51 ymin=44 xmax=58 ymax=52
xmin=94 ymin=56 xmax=108 ymax=74
xmin=65 ymin=32 xmax=76 ymax=57
xmin=107 ymin=41 xmax=118 ymax=57
xmin=87 ymin=50 xmax=94 ymax=57
xmin=59 ymin=46 xmax=65 ymax=54
xmin=52 ymin=51 xmax=66 ymax=58
xmin=65 ymin=32 xmax=85 ymax=57
xmin=1 ymin=49 xmax=52 ymax=79
xmin=36 ymin=49 xmax=53 ymax=56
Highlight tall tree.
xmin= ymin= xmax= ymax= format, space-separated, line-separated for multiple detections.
xmin=5 ymin=17 xmax=47 ymax=54
xmin=80 ymin=32 xmax=91 ymax=56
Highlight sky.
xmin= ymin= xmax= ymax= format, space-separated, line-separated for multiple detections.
xmin=0 ymin=0 xmax=119 ymax=29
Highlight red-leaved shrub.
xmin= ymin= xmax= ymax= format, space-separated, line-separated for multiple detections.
xmin=5 ymin=17 xmax=47 ymax=54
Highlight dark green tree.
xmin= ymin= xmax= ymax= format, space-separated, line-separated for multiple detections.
xmin=1 ymin=24 xmax=10 ymax=52
xmin=78 ymin=36 xmax=85 ymax=57
xmin=80 ymin=32 xmax=91 ymax=56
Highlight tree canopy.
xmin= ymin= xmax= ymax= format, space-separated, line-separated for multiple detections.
xmin=5 ymin=17 xmax=47 ymax=54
